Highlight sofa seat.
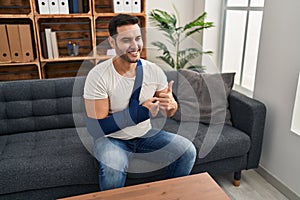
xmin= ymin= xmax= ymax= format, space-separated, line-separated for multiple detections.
xmin=125 ymin=118 xmax=250 ymax=181
xmin=156 ymin=118 xmax=251 ymax=164
xmin=0 ymin=128 xmax=98 ymax=195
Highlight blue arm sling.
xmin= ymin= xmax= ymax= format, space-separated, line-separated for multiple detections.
xmin=86 ymin=60 xmax=150 ymax=138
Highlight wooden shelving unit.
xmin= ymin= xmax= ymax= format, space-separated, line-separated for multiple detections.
xmin=0 ymin=0 xmax=147 ymax=81
xmin=0 ymin=0 xmax=41 ymax=81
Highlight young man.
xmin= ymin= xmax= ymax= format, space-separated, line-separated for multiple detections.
xmin=84 ymin=14 xmax=196 ymax=191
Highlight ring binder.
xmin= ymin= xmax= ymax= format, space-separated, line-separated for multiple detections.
xmin=6 ymin=24 xmax=23 ymax=62
xmin=19 ymin=24 xmax=34 ymax=62
xmin=0 ymin=25 xmax=12 ymax=63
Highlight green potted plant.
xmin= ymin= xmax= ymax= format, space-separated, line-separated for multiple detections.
xmin=149 ymin=6 xmax=214 ymax=71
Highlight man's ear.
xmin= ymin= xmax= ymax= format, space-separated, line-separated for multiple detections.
xmin=108 ymin=36 xmax=116 ymax=48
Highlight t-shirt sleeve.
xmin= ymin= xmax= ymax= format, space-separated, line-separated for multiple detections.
xmin=84 ymin=70 xmax=108 ymax=100
xmin=155 ymin=65 xmax=168 ymax=91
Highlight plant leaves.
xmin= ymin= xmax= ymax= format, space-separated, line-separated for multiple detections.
xmin=177 ymin=48 xmax=203 ymax=69
xmin=149 ymin=9 xmax=177 ymax=32
xmin=186 ymin=65 xmax=206 ymax=71
xmin=151 ymin=41 xmax=175 ymax=68
xmin=150 ymin=8 xmax=213 ymax=70
xmin=183 ymin=12 xmax=207 ymax=31
xmin=185 ymin=22 xmax=214 ymax=37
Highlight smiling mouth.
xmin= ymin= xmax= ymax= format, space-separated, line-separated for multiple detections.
xmin=128 ymin=50 xmax=140 ymax=57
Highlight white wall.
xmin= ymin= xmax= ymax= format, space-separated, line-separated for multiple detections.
xmin=254 ymin=0 xmax=300 ymax=197
xmin=202 ymin=0 xmax=223 ymax=73
xmin=146 ymin=0 xmax=205 ymax=69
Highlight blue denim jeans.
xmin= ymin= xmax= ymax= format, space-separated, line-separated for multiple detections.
xmin=93 ymin=129 xmax=197 ymax=191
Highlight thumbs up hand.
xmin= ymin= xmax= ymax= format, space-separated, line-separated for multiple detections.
xmin=157 ymin=80 xmax=178 ymax=117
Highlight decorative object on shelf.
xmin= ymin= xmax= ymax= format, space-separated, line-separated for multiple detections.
xmin=67 ymin=41 xmax=79 ymax=56
xmin=149 ymin=5 xmax=214 ymax=70
xmin=73 ymin=43 xmax=79 ymax=56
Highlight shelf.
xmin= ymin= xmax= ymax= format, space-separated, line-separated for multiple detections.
xmin=0 ymin=0 xmax=32 ymax=15
xmin=0 ymin=0 xmax=146 ymax=81
xmin=35 ymin=14 xmax=92 ymax=19
xmin=0 ymin=63 xmax=41 ymax=81
xmin=37 ymin=17 xmax=94 ymax=60
xmin=0 ymin=18 xmax=39 ymax=67
xmin=40 ymin=56 xmax=95 ymax=62
xmin=0 ymin=59 xmax=39 ymax=66
xmin=41 ymin=60 xmax=95 ymax=79
xmin=94 ymin=13 xmax=146 ymax=17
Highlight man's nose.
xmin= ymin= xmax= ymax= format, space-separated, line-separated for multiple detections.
xmin=130 ymin=40 xmax=139 ymax=49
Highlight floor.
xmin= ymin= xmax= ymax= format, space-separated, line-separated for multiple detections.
xmin=212 ymin=170 xmax=289 ymax=200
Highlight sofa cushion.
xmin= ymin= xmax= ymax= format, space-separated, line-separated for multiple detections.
xmin=0 ymin=128 xmax=98 ymax=195
xmin=161 ymin=119 xmax=251 ymax=164
xmin=0 ymin=77 xmax=86 ymax=136
xmin=173 ymin=70 xmax=235 ymax=125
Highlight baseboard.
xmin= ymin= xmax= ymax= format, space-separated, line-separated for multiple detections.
xmin=255 ymin=165 xmax=300 ymax=200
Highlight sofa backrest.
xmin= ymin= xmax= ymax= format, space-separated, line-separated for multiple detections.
xmin=0 ymin=77 xmax=86 ymax=136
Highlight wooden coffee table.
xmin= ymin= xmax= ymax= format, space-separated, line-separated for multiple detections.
xmin=59 ymin=173 xmax=230 ymax=200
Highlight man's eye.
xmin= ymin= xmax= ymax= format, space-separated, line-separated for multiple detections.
xmin=122 ymin=39 xmax=131 ymax=43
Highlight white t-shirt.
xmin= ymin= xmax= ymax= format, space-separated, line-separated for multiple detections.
xmin=84 ymin=58 xmax=168 ymax=139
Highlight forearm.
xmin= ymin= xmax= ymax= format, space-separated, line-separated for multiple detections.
xmin=86 ymin=104 xmax=150 ymax=138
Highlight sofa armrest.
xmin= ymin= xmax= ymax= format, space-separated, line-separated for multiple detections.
xmin=229 ymin=90 xmax=266 ymax=169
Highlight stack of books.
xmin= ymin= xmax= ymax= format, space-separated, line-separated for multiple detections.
xmin=40 ymin=28 xmax=59 ymax=59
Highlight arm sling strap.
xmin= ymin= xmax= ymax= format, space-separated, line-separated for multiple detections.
xmin=86 ymin=60 xmax=150 ymax=139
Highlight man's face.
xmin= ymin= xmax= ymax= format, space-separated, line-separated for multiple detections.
xmin=113 ymin=24 xmax=143 ymax=63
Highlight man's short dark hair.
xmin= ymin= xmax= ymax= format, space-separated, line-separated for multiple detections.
xmin=108 ymin=14 xmax=140 ymax=37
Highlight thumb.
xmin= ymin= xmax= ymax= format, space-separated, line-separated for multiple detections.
xmin=167 ymin=80 xmax=174 ymax=93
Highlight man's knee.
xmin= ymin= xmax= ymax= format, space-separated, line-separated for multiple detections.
xmin=94 ymin=138 xmax=129 ymax=171
xmin=185 ymin=142 xmax=197 ymax=160
xmin=174 ymin=135 xmax=197 ymax=160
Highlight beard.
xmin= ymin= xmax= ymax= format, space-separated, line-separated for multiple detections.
xmin=119 ymin=52 xmax=140 ymax=63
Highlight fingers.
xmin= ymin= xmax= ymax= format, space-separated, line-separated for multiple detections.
xmin=149 ymin=98 xmax=160 ymax=117
xmin=167 ymin=80 xmax=174 ymax=93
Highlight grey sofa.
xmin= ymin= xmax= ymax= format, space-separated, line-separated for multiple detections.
xmin=0 ymin=70 xmax=266 ymax=200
